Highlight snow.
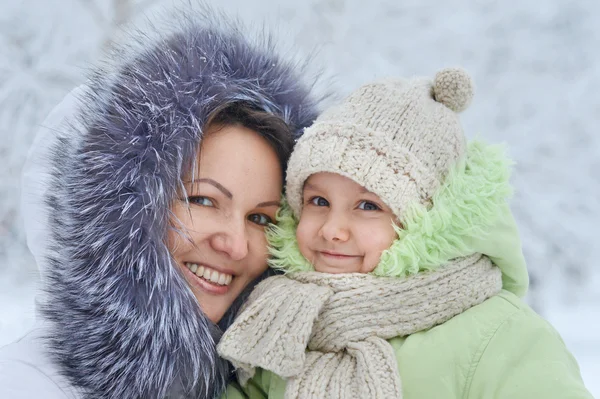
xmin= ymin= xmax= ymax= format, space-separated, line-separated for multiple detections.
xmin=547 ymin=300 xmax=600 ymax=396
xmin=1 ymin=0 xmax=598 ymax=396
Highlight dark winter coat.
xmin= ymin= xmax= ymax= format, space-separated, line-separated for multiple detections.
xmin=0 ymin=9 xmax=319 ymax=399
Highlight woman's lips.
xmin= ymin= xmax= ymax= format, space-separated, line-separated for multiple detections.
xmin=181 ymin=263 xmax=232 ymax=295
xmin=185 ymin=262 xmax=233 ymax=285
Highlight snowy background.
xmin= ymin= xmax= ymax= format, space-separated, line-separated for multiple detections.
xmin=0 ymin=0 xmax=598 ymax=395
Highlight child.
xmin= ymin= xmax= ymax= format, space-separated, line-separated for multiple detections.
xmin=218 ymin=68 xmax=592 ymax=399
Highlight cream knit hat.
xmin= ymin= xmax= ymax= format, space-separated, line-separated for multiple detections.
xmin=286 ymin=67 xmax=475 ymax=219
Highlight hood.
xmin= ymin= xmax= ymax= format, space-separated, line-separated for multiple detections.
xmin=37 ymin=8 xmax=320 ymax=399
xmin=267 ymin=140 xmax=529 ymax=297
xmin=21 ymin=85 xmax=86 ymax=289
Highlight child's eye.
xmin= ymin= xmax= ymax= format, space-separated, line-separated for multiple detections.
xmin=188 ymin=196 xmax=214 ymax=207
xmin=309 ymin=196 xmax=329 ymax=207
xmin=357 ymin=201 xmax=380 ymax=211
xmin=248 ymin=213 xmax=273 ymax=226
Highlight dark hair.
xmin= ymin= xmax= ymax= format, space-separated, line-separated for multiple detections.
xmin=205 ymin=102 xmax=295 ymax=184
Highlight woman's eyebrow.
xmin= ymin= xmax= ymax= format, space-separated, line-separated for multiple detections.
xmin=256 ymin=200 xmax=280 ymax=208
xmin=191 ymin=178 xmax=233 ymax=199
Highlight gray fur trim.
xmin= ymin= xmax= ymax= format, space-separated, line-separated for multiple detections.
xmin=42 ymin=6 xmax=320 ymax=399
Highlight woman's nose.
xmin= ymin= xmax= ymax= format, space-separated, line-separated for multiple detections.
xmin=319 ymin=211 xmax=350 ymax=242
xmin=211 ymin=218 xmax=249 ymax=261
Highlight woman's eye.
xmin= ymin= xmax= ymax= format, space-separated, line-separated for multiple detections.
xmin=309 ymin=196 xmax=329 ymax=207
xmin=188 ymin=196 xmax=214 ymax=207
xmin=358 ymin=201 xmax=380 ymax=211
xmin=248 ymin=213 xmax=273 ymax=226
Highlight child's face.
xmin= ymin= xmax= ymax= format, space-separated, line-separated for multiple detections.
xmin=296 ymin=172 xmax=398 ymax=274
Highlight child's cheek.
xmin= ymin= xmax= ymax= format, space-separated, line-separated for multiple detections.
xmin=295 ymin=214 xmax=314 ymax=259
xmin=363 ymin=220 xmax=397 ymax=271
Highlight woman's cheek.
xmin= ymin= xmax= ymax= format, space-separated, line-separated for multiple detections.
xmin=248 ymin=230 xmax=270 ymax=276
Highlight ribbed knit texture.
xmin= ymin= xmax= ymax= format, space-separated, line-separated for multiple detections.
xmin=218 ymin=254 xmax=502 ymax=399
xmin=286 ymin=67 xmax=474 ymax=220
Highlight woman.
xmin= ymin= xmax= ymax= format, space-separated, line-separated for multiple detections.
xmin=0 ymin=8 xmax=320 ymax=399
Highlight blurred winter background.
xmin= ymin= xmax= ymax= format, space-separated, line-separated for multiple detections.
xmin=0 ymin=0 xmax=598 ymax=395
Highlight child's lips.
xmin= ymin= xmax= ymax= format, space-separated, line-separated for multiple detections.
xmin=319 ymin=251 xmax=358 ymax=259
xmin=314 ymin=251 xmax=363 ymax=272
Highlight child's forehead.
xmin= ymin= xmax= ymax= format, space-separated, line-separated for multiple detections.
xmin=303 ymin=172 xmax=371 ymax=194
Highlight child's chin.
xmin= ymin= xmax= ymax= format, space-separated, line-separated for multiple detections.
xmin=314 ymin=264 xmax=356 ymax=274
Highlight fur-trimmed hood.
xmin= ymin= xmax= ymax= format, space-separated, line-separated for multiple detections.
xmin=39 ymin=8 xmax=320 ymax=399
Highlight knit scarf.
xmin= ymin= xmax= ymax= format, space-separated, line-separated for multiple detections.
xmin=218 ymin=253 xmax=502 ymax=399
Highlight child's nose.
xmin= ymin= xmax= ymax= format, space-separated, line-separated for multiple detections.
xmin=319 ymin=212 xmax=350 ymax=242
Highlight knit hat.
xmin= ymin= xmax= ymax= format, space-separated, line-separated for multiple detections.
xmin=286 ymin=67 xmax=475 ymax=219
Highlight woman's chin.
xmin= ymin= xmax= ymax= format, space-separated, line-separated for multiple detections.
xmin=179 ymin=263 xmax=235 ymax=323
xmin=195 ymin=292 xmax=231 ymax=324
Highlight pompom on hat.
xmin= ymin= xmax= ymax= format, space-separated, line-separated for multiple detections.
xmin=433 ymin=67 xmax=474 ymax=112
xmin=286 ymin=67 xmax=475 ymax=220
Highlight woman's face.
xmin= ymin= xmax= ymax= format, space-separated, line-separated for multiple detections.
xmin=169 ymin=124 xmax=283 ymax=323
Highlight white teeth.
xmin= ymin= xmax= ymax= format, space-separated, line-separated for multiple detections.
xmin=203 ymin=268 xmax=211 ymax=280
xmin=185 ymin=263 xmax=233 ymax=286
xmin=209 ymin=270 xmax=220 ymax=284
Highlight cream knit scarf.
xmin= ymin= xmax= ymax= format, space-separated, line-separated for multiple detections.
xmin=218 ymin=254 xmax=502 ymax=399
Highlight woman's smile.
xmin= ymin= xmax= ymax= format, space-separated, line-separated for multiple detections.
xmin=181 ymin=262 xmax=234 ymax=295
xmin=184 ymin=262 xmax=234 ymax=287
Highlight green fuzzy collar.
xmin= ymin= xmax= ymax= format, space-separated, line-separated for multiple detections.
xmin=267 ymin=141 xmax=525 ymax=288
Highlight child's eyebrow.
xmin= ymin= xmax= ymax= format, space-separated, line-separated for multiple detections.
xmin=360 ymin=186 xmax=382 ymax=195
xmin=304 ymin=182 xmax=319 ymax=191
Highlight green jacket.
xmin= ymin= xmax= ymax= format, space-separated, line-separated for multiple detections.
xmin=220 ymin=142 xmax=592 ymax=398
xmin=222 ymin=289 xmax=591 ymax=399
